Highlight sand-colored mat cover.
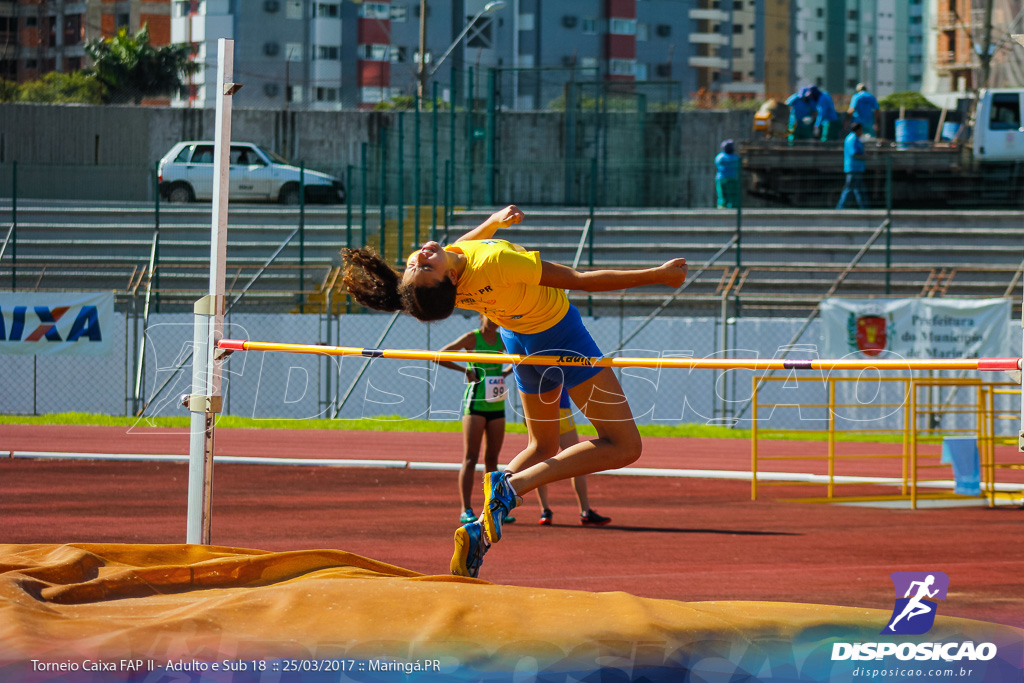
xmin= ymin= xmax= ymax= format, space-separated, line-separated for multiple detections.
xmin=1 ymin=544 xmax=1021 ymax=682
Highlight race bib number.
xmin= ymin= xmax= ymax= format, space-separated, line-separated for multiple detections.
xmin=484 ymin=376 xmax=506 ymax=402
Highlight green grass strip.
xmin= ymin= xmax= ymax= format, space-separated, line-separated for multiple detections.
xmin=0 ymin=412 xmax=923 ymax=443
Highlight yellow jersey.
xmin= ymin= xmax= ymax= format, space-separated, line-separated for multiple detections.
xmin=443 ymin=239 xmax=569 ymax=334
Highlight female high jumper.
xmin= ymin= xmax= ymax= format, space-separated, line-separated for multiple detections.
xmin=342 ymin=205 xmax=687 ymax=577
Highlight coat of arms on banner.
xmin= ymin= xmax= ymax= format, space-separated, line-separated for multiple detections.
xmin=847 ymin=312 xmax=891 ymax=357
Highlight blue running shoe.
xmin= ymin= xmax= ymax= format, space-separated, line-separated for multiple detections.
xmin=482 ymin=471 xmax=522 ymax=544
xmin=450 ymin=520 xmax=489 ymax=578
xmin=459 ymin=508 xmax=476 ymax=524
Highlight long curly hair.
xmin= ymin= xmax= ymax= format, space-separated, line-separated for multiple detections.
xmin=341 ymin=247 xmax=457 ymax=322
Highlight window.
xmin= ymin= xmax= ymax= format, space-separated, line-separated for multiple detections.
xmin=815 ymin=30 xmax=823 ymax=40
xmin=582 ymin=18 xmax=597 ymax=34
xmin=315 ymin=45 xmax=340 ymax=60
xmin=173 ymin=1 xmax=191 ymax=18
xmin=846 ymin=56 xmax=857 ymax=65
xmin=390 ymin=46 xmax=407 ymax=63
xmin=816 ymin=7 xmax=823 ymax=16
xmin=25 ymin=16 xmax=37 ymax=27
xmin=635 ymin=63 xmax=647 ymax=80
xmin=390 ymin=4 xmax=408 ymax=21
xmin=987 ymin=92 xmax=1019 ymax=130
xmin=816 ymin=53 xmax=823 ymax=63
xmin=285 ymin=43 xmax=304 ymax=60
xmin=116 ymin=13 xmax=130 ymax=29
xmin=191 ymin=145 xmax=215 ymax=164
xmin=64 ymin=14 xmax=83 ymax=46
xmin=733 ymin=24 xmax=743 ymax=34
xmin=519 ymin=13 xmax=535 ymax=31
xmin=316 ymin=87 xmax=338 ymax=102
xmin=360 ymin=3 xmax=390 ymax=19
xmin=847 ymin=32 xmax=857 ymax=43
xmin=286 ymin=1 xmax=303 ymax=19
xmin=636 ymin=22 xmax=648 ymax=41
xmin=848 ymin=9 xmax=858 ymax=19
xmin=609 ymin=18 xmax=636 ymax=35
xmin=287 ymin=85 xmax=303 ymax=103
xmin=608 ymin=59 xmax=635 ymax=76
xmin=359 ymin=44 xmax=389 ymax=60
xmin=66 ymin=56 xmax=82 ymax=71
xmin=733 ymin=0 xmax=742 ymax=8
xmin=316 ymin=3 xmax=339 ymax=18
xmin=580 ymin=57 xmax=598 ymax=69
xmin=733 ymin=47 xmax=743 ymax=57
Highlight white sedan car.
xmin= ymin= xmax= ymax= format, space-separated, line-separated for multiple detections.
xmin=158 ymin=141 xmax=346 ymax=204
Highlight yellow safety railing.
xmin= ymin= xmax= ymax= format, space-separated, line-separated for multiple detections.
xmin=981 ymin=385 xmax=1024 ymax=506
xmin=751 ymin=375 xmax=1020 ymax=508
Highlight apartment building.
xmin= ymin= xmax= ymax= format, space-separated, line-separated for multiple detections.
xmin=0 ymin=0 xmax=170 ymax=83
xmin=171 ymin=0 xmax=788 ymax=110
xmin=794 ymin=0 xmax=924 ymax=98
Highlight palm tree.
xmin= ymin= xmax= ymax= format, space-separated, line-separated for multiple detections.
xmin=85 ymin=25 xmax=199 ymax=104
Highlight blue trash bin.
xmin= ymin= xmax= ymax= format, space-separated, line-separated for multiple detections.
xmin=940 ymin=436 xmax=981 ymax=496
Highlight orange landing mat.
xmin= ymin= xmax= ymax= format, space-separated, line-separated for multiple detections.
xmin=1 ymin=544 xmax=1021 ymax=682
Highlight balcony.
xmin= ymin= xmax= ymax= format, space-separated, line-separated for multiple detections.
xmin=689 ymin=32 xmax=729 ymax=45
xmin=688 ymin=55 xmax=729 ymax=69
xmin=689 ymin=8 xmax=728 ymax=22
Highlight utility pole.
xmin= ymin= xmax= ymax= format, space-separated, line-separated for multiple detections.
xmin=978 ymin=0 xmax=995 ymax=89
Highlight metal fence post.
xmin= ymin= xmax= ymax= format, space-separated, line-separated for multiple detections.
xmin=299 ymin=162 xmax=305 ymax=313
xmin=432 ymin=81 xmax=439 ymax=242
xmin=487 ymin=67 xmax=496 ymax=206
xmin=736 ymin=158 xmax=743 ymax=269
xmin=153 ymin=161 xmax=161 ymax=312
xmin=346 ymin=164 xmax=353 ymax=248
xmin=397 ymin=112 xmax=405 ymax=265
xmin=450 ymin=69 xmax=457 ymax=213
xmin=414 ymin=94 xmax=421 ymax=248
xmin=361 ymin=142 xmax=368 ymax=246
xmin=885 ymin=155 xmax=893 ymax=294
xmin=11 ymin=160 xmax=16 ymax=289
xmin=564 ymin=82 xmax=575 ymax=205
xmin=379 ymin=126 xmax=388 ymax=262
xmin=444 ymin=159 xmax=451 ymax=244
xmin=466 ymin=65 xmax=474 ymax=209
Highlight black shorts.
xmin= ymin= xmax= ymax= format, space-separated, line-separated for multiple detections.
xmin=465 ymin=407 xmax=505 ymax=422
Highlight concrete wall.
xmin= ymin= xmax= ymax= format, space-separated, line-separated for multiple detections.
xmin=0 ymin=102 xmax=752 ymax=205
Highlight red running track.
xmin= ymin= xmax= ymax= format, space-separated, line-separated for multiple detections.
xmin=2 ymin=424 xmax=1023 ymax=627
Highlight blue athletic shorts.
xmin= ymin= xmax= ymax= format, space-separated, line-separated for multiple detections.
xmin=498 ymin=305 xmax=603 ymax=395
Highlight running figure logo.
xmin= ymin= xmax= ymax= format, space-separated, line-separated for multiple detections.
xmin=883 ymin=572 xmax=949 ymax=635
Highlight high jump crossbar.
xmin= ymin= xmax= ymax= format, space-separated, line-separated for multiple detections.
xmin=217 ymin=339 xmax=1022 ymax=372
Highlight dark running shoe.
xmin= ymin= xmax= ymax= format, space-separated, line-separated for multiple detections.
xmin=450 ymin=520 xmax=490 ymax=578
xmin=580 ymin=509 xmax=612 ymax=526
xmin=538 ymin=509 xmax=553 ymax=526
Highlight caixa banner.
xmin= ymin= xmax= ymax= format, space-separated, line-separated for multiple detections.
xmin=0 ymin=292 xmax=114 ymax=356
xmin=820 ymin=297 xmax=1011 ymax=361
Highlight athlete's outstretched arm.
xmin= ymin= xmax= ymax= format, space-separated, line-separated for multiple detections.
xmin=456 ymin=205 xmax=524 ymax=243
xmin=539 ymin=259 xmax=687 ymax=292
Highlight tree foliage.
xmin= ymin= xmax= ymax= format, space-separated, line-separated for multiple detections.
xmin=0 ymin=79 xmax=19 ymax=102
xmin=85 ymin=24 xmax=198 ymax=103
xmin=16 ymin=72 xmax=106 ymax=104
xmin=879 ymin=91 xmax=938 ymax=111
